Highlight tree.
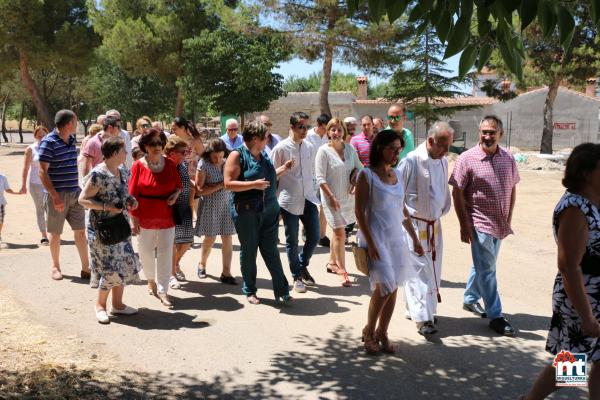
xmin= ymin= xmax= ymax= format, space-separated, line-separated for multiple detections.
xmin=262 ymin=0 xmax=406 ymax=116
xmin=386 ymin=26 xmax=474 ymax=130
xmin=348 ymin=1 xmax=600 ymax=82
xmin=89 ymin=0 xmax=239 ymax=117
xmin=283 ymin=71 xmax=391 ymax=99
xmin=0 ymin=0 xmax=98 ymax=128
xmin=486 ymin=3 xmax=600 ymax=153
xmin=184 ymin=28 xmax=290 ymax=125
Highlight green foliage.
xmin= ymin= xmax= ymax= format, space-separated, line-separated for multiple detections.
xmin=385 ymin=26 xmax=474 ymax=127
xmin=348 ymin=0 xmax=599 ymax=81
xmin=184 ymin=28 xmax=290 ymax=116
xmin=87 ymin=59 xmax=176 ymax=122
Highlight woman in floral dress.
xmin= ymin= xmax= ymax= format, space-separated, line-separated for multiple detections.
xmin=522 ymin=143 xmax=600 ymax=399
xmin=79 ymin=137 xmax=141 ymax=324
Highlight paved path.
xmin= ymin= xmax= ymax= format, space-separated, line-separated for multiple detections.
xmin=0 ymin=146 xmax=585 ymax=398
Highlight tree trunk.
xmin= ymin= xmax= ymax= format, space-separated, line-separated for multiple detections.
xmin=19 ymin=50 xmax=54 ymax=129
xmin=1 ymin=94 xmax=9 ymax=143
xmin=240 ymin=114 xmax=245 ymax=129
xmin=319 ymin=6 xmax=337 ymax=117
xmin=175 ymin=86 xmax=184 ymax=117
xmin=18 ymin=102 xmax=24 ymax=143
xmin=540 ymin=78 xmax=560 ymax=154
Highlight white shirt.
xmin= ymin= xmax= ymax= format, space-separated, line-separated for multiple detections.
xmin=270 ymin=137 xmax=319 ymax=215
xmin=398 ymin=143 xmax=450 ymax=221
xmin=119 ymin=129 xmax=132 ymax=168
xmin=306 ymin=128 xmax=329 ymax=153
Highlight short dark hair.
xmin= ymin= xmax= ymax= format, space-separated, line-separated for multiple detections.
xmin=290 ymin=112 xmax=309 ymax=126
xmin=102 ymin=115 xmax=119 ymax=131
xmin=202 ymin=138 xmax=228 ymax=160
xmin=361 ymin=115 xmax=373 ymax=123
xmin=369 ymin=129 xmax=404 ymax=168
xmin=242 ymin=121 xmax=267 ymax=143
xmin=563 ymin=143 xmax=600 ymax=192
xmin=480 ymin=115 xmax=504 ymax=133
xmin=138 ymin=128 xmax=167 ymax=153
xmin=101 ymin=136 xmax=125 ymax=160
xmin=316 ymin=113 xmax=331 ymax=126
xmin=54 ymin=109 xmax=77 ymax=129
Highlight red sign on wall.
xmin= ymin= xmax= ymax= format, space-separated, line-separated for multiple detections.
xmin=553 ymin=122 xmax=577 ymax=130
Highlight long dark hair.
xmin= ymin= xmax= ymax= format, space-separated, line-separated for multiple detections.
xmin=173 ymin=116 xmax=200 ymax=139
xmin=369 ymin=129 xmax=404 ymax=167
xmin=563 ymin=143 xmax=600 ymax=192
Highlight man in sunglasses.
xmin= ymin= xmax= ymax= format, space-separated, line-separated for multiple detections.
xmin=221 ymin=118 xmax=243 ymax=151
xmin=449 ymin=115 xmax=519 ymax=337
xmin=270 ymin=112 xmax=320 ymax=293
xmin=81 ymin=116 xmax=122 ymax=177
xmin=386 ymin=104 xmax=414 ymax=160
xmin=106 ymin=109 xmax=133 ymax=168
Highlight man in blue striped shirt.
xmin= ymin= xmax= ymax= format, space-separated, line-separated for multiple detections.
xmin=39 ymin=109 xmax=90 ymax=281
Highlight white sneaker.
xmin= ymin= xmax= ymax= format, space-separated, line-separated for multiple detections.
xmin=95 ymin=308 xmax=110 ymax=324
xmin=293 ymin=279 xmax=306 ymax=293
xmin=110 ymin=305 xmax=138 ymax=316
xmin=169 ymin=276 xmax=181 ymax=289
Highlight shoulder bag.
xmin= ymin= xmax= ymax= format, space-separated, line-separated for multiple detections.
xmin=94 ymin=172 xmax=132 ymax=245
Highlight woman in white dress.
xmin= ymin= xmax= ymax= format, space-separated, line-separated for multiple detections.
xmin=315 ymin=118 xmax=363 ymax=287
xmin=355 ymin=129 xmax=423 ymax=354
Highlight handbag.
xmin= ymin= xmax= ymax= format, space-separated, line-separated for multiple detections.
xmin=93 ymin=170 xmax=132 ymax=245
xmin=234 ymin=192 xmax=265 ymax=215
xmin=352 ymin=168 xmax=373 ymax=276
xmin=95 ymin=212 xmax=132 ymax=245
xmin=352 ymin=243 xmax=369 ymax=276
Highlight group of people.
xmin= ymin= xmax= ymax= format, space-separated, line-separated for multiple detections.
xmin=5 ymin=101 xmax=600 ymax=399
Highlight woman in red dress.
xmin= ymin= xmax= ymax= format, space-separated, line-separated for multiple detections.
xmin=129 ymin=128 xmax=181 ymax=308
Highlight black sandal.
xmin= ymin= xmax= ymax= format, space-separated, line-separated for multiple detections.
xmin=220 ymin=275 xmax=238 ymax=285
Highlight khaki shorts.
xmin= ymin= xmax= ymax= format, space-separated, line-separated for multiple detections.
xmin=44 ymin=191 xmax=85 ymax=234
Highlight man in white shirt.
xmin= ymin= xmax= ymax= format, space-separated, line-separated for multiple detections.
xmin=305 ymin=113 xmax=331 ymax=247
xmin=271 ymin=112 xmax=320 ymax=293
xmin=105 ymin=109 xmax=133 ymax=168
xmin=398 ymin=121 xmax=454 ymax=336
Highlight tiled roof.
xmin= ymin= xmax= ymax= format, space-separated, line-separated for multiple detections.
xmin=519 ymin=86 xmax=600 ymax=103
xmin=353 ymin=96 xmax=496 ymax=107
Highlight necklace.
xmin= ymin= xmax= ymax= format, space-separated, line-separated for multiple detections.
xmin=146 ymin=156 xmax=163 ymax=170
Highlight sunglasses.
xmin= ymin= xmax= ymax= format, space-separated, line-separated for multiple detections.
xmin=385 ymin=145 xmax=403 ymax=154
xmin=294 ymin=124 xmax=308 ymax=130
xmin=176 ymin=148 xmax=191 ymax=155
xmin=481 ymin=129 xmax=497 ymax=135
xmin=387 ymin=115 xmax=403 ymax=121
xmin=147 ymin=140 xmax=163 ymax=148
xmin=227 ymin=128 xmax=238 ymax=132
xmin=141 ymin=124 xmax=151 ymax=129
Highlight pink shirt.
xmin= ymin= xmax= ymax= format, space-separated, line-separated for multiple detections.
xmin=350 ymin=131 xmax=373 ymax=167
xmin=449 ymin=145 xmax=520 ymax=239
xmin=82 ymin=134 xmax=104 ymax=168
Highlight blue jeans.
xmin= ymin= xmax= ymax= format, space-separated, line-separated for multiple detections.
xmin=464 ymin=229 xmax=503 ymax=320
xmin=281 ymin=200 xmax=320 ymax=279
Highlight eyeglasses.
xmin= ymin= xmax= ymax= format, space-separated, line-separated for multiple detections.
xmin=294 ymin=124 xmax=308 ymax=130
xmin=147 ymin=140 xmax=163 ymax=148
xmin=481 ymin=129 xmax=497 ymax=135
xmin=387 ymin=115 xmax=403 ymax=121
xmin=227 ymin=128 xmax=238 ymax=132
xmin=384 ymin=145 xmax=403 ymax=154
xmin=141 ymin=124 xmax=151 ymax=129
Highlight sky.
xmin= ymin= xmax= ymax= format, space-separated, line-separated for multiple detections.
xmin=275 ymin=54 xmax=464 ymax=88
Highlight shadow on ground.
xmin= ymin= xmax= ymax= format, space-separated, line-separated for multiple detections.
xmin=0 ymin=324 xmax=586 ymax=399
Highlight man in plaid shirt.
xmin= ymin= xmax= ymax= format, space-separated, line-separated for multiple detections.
xmin=449 ymin=115 xmax=519 ymax=336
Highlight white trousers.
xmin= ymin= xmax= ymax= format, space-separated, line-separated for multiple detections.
xmin=138 ymin=227 xmax=175 ymax=294
xmin=403 ymin=218 xmax=443 ymax=323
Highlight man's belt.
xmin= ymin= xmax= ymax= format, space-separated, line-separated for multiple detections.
xmin=412 ymin=215 xmax=442 ymax=303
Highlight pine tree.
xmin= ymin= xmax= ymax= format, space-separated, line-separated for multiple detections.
xmin=386 ymin=26 xmax=473 ymax=130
